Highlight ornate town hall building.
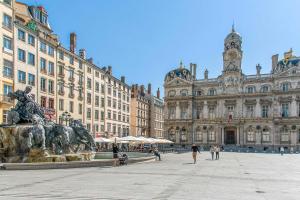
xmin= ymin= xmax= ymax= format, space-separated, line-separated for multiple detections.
xmin=164 ymin=27 xmax=300 ymax=151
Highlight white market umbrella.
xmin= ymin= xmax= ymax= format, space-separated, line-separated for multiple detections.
xmin=94 ymin=137 xmax=113 ymax=143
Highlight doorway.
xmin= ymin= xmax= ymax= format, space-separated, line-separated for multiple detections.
xmin=225 ymin=130 xmax=236 ymax=144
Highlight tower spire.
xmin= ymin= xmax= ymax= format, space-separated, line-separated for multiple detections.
xmin=232 ymin=21 xmax=235 ymax=32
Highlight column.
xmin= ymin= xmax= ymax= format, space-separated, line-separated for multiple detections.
xmin=221 ymin=127 xmax=224 ymax=145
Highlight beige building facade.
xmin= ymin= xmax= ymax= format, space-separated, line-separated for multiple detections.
xmin=0 ymin=0 xmax=131 ymax=138
xmin=149 ymin=89 xmax=164 ymax=138
xmin=164 ymin=27 xmax=300 ymax=151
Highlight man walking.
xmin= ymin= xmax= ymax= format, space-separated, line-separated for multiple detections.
xmin=191 ymin=144 xmax=200 ymax=164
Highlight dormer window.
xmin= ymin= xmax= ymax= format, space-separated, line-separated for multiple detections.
xmin=247 ymin=86 xmax=255 ymax=94
xmin=282 ymin=82 xmax=289 ymax=92
xmin=261 ymin=85 xmax=269 ymax=93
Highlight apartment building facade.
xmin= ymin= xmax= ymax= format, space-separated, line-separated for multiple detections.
xmin=0 ymin=0 xmax=130 ymax=138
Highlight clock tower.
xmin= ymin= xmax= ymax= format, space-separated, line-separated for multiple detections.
xmin=223 ymin=25 xmax=243 ymax=74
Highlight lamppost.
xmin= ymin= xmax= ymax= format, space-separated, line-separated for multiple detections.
xmin=60 ymin=111 xmax=72 ymax=126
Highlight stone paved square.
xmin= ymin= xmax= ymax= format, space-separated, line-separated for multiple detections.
xmin=0 ymin=152 xmax=300 ymax=200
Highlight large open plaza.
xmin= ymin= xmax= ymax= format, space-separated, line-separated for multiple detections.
xmin=1 ymin=152 xmax=300 ymax=200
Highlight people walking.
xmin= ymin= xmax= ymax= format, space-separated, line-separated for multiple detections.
xmin=112 ymin=143 xmax=119 ymax=166
xmin=215 ymin=145 xmax=220 ymax=160
xmin=191 ymin=144 xmax=200 ymax=164
xmin=280 ymin=146 xmax=284 ymax=156
xmin=153 ymin=147 xmax=161 ymax=161
xmin=210 ymin=146 xmax=215 ymax=160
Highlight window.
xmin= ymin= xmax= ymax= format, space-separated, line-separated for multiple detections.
xmin=95 ymin=82 xmax=99 ymax=92
xmin=107 ymin=110 xmax=111 ymax=119
xmin=40 ymin=41 xmax=47 ymax=53
xmin=18 ymin=49 xmax=26 ymax=62
xmin=48 ymin=62 xmax=54 ymax=75
xmin=247 ymin=86 xmax=255 ymax=94
xmin=28 ymin=53 xmax=35 ymax=66
xmin=28 ymin=73 xmax=35 ymax=86
xmin=40 ymin=96 xmax=47 ymax=107
xmin=87 ymin=108 xmax=91 ymax=119
xmin=87 ymin=67 xmax=91 ymax=73
xmin=281 ymin=103 xmax=289 ymax=118
xmin=208 ymin=130 xmax=215 ymax=141
xmin=79 ymin=60 xmax=82 ymax=69
xmin=195 ymin=129 xmax=202 ymax=141
xmin=95 ymin=110 xmax=99 ymax=120
xmin=180 ymin=89 xmax=188 ymax=96
xmin=40 ymin=58 xmax=47 ymax=72
xmin=3 ymin=0 xmax=12 ymax=6
xmin=101 ymin=85 xmax=105 ymax=94
xmin=69 ymin=101 xmax=74 ymax=113
xmin=69 ymin=56 xmax=74 ymax=65
xmin=282 ymin=83 xmax=289 ymax=92
xmin=18 ymin=70 xmax=26 ymax=83
xmin=95 ymin=96 xmax=99 ymax=106
xmin=87 ymin=93 xmax=91 ymax=104
xmin=2 ymin=110 xmax=8 ymax=124
xmin=68 ymin=70 xmax=74 ymax=80
xmin=107 ymin=87 xmax=111 ymax=95
xmin=180 ymin=106 xmax=188 ymax=119
xmin=246 ymin=105 xmax=254 ymax=117
xmin=108 ymin=98 xmax=111 ymax=107
xmin=78 ymin=104 xmax=82 ymax=114
xmin=86 ymin=124 xmax=91 ymax=131
xmin=281 ymin=127 xmax=289 ymax=142
xmin=262 ymin=105 xmax=269 ymax=118
xmin=87 ymin=78 xmax=92 ymax=89
xmin=168 ymin=90 xmax=176 ymax=97
xmin=48 ymin=80 xmax=54 ymax=94
xmin=48 ymin=46 xmax=54 ymax=56
xmin=3 ymin=84 xmax=12 ymax=95
xmin=261 ymin=85 xmax=269 ymax=93
xmin=168 ymin=107 xmax=176 ymax=119
xmin=113 ymin=90 xmax=117 ymax=97
xmin=59 ymin=99 xmax=64 ymax=111
xmin=95 ymin=71 xmax=99 ymax=77
xmin=3 ymin=36 xmax=12 ymax=52
xmin=40 ymin=78 xmax=46 ymax=92
xmin=49 ymin=98 xmax=54 ymax=109
xmin=247 ymin=129 xmax=255 ymax=142
xmin=262 ymin=128 xmax=270 ymax=142
xmin=3 ymin=59 xmax=13 ymax=78
xmin=101 ymin=111 xmax=104 ymax=120
xmin=208 ymin=107 xmax=215 ymax=118
xmin=208 ymin=89 xmax=216 ymax=96
xmin=59 ymin=50 xmax=64 ymax=60
xmin=28 ymin=34 xmax=35 ymax=46
xmin=3 ymin=14 xmax=12 ymax=29
xmin=58 ymin=65 xmax=64 ymax=75
xmin=18 ymin=29 xmax=25 ymax=41
xmin=101 ymin=98 xmax=105 ymax=107
xmin=113 ymin=100 xmax=116 ymax=109
xmin=196 ymin=91 xmax=202 ymax=96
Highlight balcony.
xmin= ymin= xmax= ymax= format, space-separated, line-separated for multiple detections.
xmin=0 ymin=94 xmax=13 ymax=104
xmin=58 ymin=90 xmax=65 ymax=96
xmin=68 ymin=77 xmax=75 ymax=82
xmin=58 ymin=73 xmax=65 ymax=78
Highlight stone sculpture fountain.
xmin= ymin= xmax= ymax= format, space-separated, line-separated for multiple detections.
xmin=0 ymin=86 xmax=96 ymax=163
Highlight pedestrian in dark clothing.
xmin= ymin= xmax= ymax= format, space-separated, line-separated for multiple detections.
xmin=191 ymin=144 xmax=200 ymax=164
xmin=112 ymin=143 xmax=119 ymax=166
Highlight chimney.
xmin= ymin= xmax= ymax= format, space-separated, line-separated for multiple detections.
xmin=79 ymin=49 xmax=86 ymax=59
xmin=193 ymin=64 xmax=197 ymax=79
xmin=156 ymin=88 xmax=160 ymax=99
xmin=108 ymin=66 xmax=112 ymax=75
xmin=147 ymin=83 xmax=151 ymax=95
xmin=272 ymin=54 xmax=278 ymax=72
xmin=189 ymin=63 xmax=193 ymax=76
xmin=121 ymin=76 xmax=125 ymax=83
xmin=204 ymin=69 xmax=208 ymax=79
xmin=70 ymin=32 xmax=76 ymax=53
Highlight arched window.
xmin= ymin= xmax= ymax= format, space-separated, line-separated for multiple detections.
xmin=168 ymin=90 xmax=176 ymax=97
xmin=262 ymin=127 xmax=270 ymax=142
xmin=246 ymin=86 xmax=256 ymax=94
xmin=247 ymin=126 xmax=255 ymax=142
xmin=261 ymin=85 xmax=269 ymax=93
xmin=195 ymin=127 xmax=202 ymax=141
xmin=180 ymin=89 xmax=188 ymax=96
xmin=280 ymin=127 xmax=289 ymax=142
xmin=208 ymin=127 xmax=215 ymax=141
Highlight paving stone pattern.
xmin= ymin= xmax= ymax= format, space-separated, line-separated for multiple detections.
xmin=0 ymin=152 xmax=300 ymax=200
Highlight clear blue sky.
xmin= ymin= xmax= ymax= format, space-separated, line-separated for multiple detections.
xmin=22 ymin=0 xmax=300 ymax=95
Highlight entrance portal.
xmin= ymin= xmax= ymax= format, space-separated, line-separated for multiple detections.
xmin=225 ymin=130 xmax=236 ymax=144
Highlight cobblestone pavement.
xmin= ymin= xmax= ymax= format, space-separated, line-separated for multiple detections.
xmin=0 ymin=152 xmax=300 ymax=200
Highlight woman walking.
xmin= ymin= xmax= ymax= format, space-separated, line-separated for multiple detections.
xmin=191 ymin=144 xmax=200 ymax=164
xmin=210 ymin=146 xmax=215 ymax=160
xmin=112 ymin=143 xmax=119 ymax=166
